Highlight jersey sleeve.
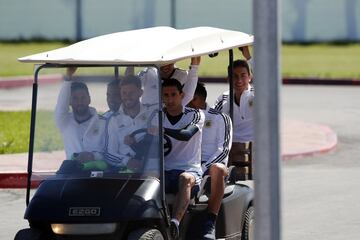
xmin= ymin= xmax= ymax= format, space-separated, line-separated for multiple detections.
xmin=181 ymin=65 xmax=199 ymax=106
xmin=54 ymin=81 xmax=72 ymax=130
xmin=202 ymin=112 xmax=233 ymax=171
xmin=213 ymin=93 xmax=225 ymax=111
xmin=138 ymin=67 xmax=159 ymax=106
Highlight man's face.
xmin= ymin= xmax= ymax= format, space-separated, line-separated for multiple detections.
xmin=120 ymin=84 xmax=142 ymax=110
xmin=162 ymin=86 xmax=183 ymax=111
xmin=160 ymin=64 xmax=175 ymax=79
xmin=187 ymin=95 xmax=203 ymax=109
xmin=107 ymin=85 xmax=121 ymax=112
xmin=70 ymin=89 xmax=90 ymax=116
xmin=232 ymin=66 xmax=251 ymax=93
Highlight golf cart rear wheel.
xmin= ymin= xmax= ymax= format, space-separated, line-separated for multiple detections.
xmin=127 ymin=228 xmax=164 ymax=240
xmin=242 ymin=206 xmax=255 ymax=240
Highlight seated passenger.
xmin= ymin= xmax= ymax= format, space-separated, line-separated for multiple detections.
xmin=103 ymin=79 xmax=121 ymax=119
xmin=55 ymin=68 xmax=105 ymax=163
xmin=213 ymin=58 xmax=254 ymax=169
xmin=162 ymin=79 xmax=204 ymax=239
xmin=188 ymin=83 xmax=233 ymax=239
xmin=105 ymin=75 xmax=157 ymax=170
xmin=128 ymin=57 xmax=201 ymax=106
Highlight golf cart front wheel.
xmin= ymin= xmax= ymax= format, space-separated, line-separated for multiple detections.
xmin=242 ymin=206 xmax=255 ymax=240
xmin=127 ymin=228 xmax=164 ymax=240
xmin=14 ymin=228 xmax=47 ymax=240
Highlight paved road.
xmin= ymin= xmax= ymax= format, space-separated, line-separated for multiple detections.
xmin=281 ymin=85 xmax=360 ymax=240
xmin=1 ymin=84 xmax=360 ymax=239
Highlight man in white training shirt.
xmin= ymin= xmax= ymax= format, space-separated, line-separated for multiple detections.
xmin=188 ymin=83 xmax=233 ymax=240
xmin=54 ymin=69 xmax=105 ymax=163
xmin=105 ymin=75 xmax=158 ymax=170
xmin=213 ymin=58 xmax=254 ymax=175
xmin=102 ymin=79 xmax=121 ymax=119
xmin=162 ymin=79 xmax=204 ymax=239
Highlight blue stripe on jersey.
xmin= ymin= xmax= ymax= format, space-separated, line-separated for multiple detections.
xmin=184 ymin=108 xmax=201 ymax=126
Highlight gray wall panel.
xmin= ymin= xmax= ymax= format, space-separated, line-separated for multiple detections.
xmin=0 ymin=0 xmax=359 ymax=41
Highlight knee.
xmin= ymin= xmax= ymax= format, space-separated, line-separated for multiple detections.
xmin=178 ymin=173 xmax=195 ymax=188
xmin=209 ymin=163 xmax=228 ymax=178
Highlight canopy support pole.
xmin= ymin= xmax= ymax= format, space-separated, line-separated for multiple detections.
xmin=253 ymin=0 xmax=282 ymax=239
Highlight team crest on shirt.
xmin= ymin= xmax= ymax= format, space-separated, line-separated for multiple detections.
xmin=248 ymin=99 xmax=254 ymax=107
xmin=205 ymin=120 xmax=212 ymax=128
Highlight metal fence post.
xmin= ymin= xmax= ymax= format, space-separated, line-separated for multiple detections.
xmin=253 ymin=0 xmax=281 ymax=239
xmin=170 ymin=0 xmax=176 ymax=28
xmin=75 ymin=0 xmax=83 ymax=41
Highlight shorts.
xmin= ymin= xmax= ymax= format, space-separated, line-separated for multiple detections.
xmin=165 ymin=169 xmax=201 ymax=197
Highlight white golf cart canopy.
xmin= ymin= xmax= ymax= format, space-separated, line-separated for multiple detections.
xmin=18 ymin=26 xmax=253 ymax=65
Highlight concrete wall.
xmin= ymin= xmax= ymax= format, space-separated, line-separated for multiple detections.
xmin=0 ymin=0 xmax=359 ymax=42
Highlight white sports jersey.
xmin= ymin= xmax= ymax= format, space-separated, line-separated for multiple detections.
xmin=163 ymin=107 xmax=204 ymax=175
xmin=213 ymin=85 xmax=254 ymax=143
xmin=54 ymin=81 xmax=105 ymax=160
xmin=139 ymin=65 xmax=199 ymax=106
xmin=201 ymin=106 xmax=233 ymax=172
xmin=105 ymin=104 xmax=158 ymax=167
xmin=102 ymin=110 xmax=116 ymax=119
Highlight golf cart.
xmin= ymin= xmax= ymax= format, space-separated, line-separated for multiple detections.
xmin=15 ymin=27 xmax=254 ymax=240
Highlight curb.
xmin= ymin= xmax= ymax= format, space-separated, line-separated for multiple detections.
xmin=0 ymin=173 xmax=39 ymax=188
xmin=281 ymin=121 xmax=338 ymax=160
xmin=282 ymin=77 xmax=360 ymax=86
xmin=0 ymin=74 xmax=63 ymax=89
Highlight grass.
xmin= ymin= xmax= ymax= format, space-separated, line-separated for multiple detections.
xmin=282 ymin=44 xmax=360 ymax=78
xmin=0 ymin=111 xmax=30 ymax=153
xmin=0 ymin=111 xmax=63 ymax=154
xmin=0 ymin=42 xmax=68 ymax=77
xmin=1 ymin=42 xmax=360 ymax=78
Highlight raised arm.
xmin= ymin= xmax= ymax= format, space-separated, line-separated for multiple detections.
xmin=54 ymin=77 xmax=72 ymax=130
xmin=181 ymin=56 xmax=201 ymax=105
xmin=239 ymin=46 xmax=254 ymax=73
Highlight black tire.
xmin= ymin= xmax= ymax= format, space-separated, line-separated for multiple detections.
xmin=241 ymin=206 xmax=255 ymax=240
xmin=127 ymin=228 xmax=164 ymax=240
xmin=14 ymin=228 xmax=46 ymax=240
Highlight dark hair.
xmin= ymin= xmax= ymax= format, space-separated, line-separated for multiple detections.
xmin=194 ymin=82 xmax=207 ymax=100
xmin=120 ymin=75 xmax=142 ymax=89
xmin=107 ymin=79 xmax=120 ymax=88
xmin=71 ymin=82 xmax=89 ymax=95
xmin=162 ymin=78 xmax=183 ymax=93
xmin=228 ymin=59 xmax=250 ymax=75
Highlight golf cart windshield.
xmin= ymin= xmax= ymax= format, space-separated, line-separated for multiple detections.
xmin=31 ymin=66 xmax=161 ymax=181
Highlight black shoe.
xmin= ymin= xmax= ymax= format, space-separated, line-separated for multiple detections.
xmin=170 ymin=220 xmax=179 ymax=239
xmin=201 ymin=220 xmax=216 ymax=240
